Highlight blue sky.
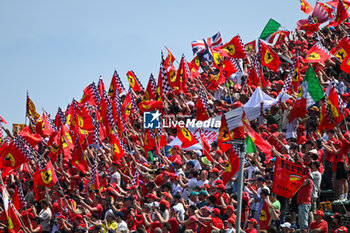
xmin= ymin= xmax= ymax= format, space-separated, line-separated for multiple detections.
xmin=0 ymin=0 xmax=316 ymax=128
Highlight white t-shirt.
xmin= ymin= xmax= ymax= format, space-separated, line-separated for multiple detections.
xmin=117 ymin=220 xmax=128 ymax=232
xmin=110 ymin=171 xmax=121 ymax=186
xmin=187 ymin=178 xmax=200 ymax=193
xmin=173 ymin=203 xmax=185 ymax=221
xmin=39 ymin=208 xmax=52 ymax=232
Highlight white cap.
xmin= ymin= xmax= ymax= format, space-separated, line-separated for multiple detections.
xmin=281 ymin=222 xmax=291 ymax=228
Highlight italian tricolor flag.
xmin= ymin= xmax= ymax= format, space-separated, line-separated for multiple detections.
xmin=260 ymin=19 xmax=288 ymax=43
xmin=289 ymin=65 xmax=324 ymax=123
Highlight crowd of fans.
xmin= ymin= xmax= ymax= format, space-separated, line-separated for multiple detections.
xmin=3 ymin=11 xmax=350 ymax=233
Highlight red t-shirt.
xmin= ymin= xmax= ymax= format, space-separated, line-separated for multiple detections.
xmin=211 ymin=217 xmax=224 ymax=230
xmin=309 ymin=220 xmax=328 ymax=233
xmin=168 ymin=217 xmax=179 ymax=233
xmin=94 ymin=204 xmax=103 ymax=218
xmin=150 ymin=221 xmax=162 ymax=233
xmin=245 ymin=228 xmax=258 ymax=233
xmin=186 ymin=216 xmax=198 ymax=232
xmin=297 ymin=178 xmax=313 ymax=204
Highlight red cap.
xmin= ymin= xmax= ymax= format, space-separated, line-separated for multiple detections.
xmin=270 ymin=124 xmax=278 ymax=130
xmin=214 ymin=179 xmax=223 ymax=185
xmin=261 ymin=132 xmax=269 ymax=138
xmin=215 ymin=184 xmax=226 ymax=190
xmin=159 ymin=199 xmax=170 ymax=208
xmin=211 ymin=168 xmax=220 ymax=174
xmin=57 ymin=215 xmax=66 ymax=220
xmin=145 ymin=193 xmax=158 ymax=200
xmin=315 ymin=210 xmax=324 ymax=217
xmin=248 ymin=218 xmax=258 ymax=225
xmin=74 ymin=215 xmax=83 ymax=222
xmin=336 ymin=226 xmax=348 ymax=233
xmin=172 ymin=158 xmax=182 ymax=165
xmin=213 ymin=208 xmax=221 ymax=216
xmin=226 ymin=217 xmax=235 ymax=224
xmin=226 ymin=205 xmax=234 ymax=211
xmin=216 ymin=150 xmax=223 ymax=155
xmin=201 ymin=206 xmax=210 ymax=212
xmin=331 ymin=212 xmax=340 ymax=218
xmin=161 ymin=192 xmax=171 ymax=199
xmin=173 ymin=145 xmax=180 ymax=150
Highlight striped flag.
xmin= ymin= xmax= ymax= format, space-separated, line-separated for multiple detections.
xmin=191 ymin=31 xmax=223 ymax=55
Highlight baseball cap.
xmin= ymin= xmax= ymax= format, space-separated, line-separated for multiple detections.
xmin=199 ymin=190 xmax=208 ymax=196
xmin=281 ymin=222 xmax=291 ymax=228
xmin=248 ymin=218 xmax=258 ymax=225
xmin=315 ymin=210 xmax=324 ymax=217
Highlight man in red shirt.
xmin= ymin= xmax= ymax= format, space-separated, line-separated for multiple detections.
xmin=297 ymin=176 xmax=313 ymax=230
xmin=309 ymin=210 xmax=328 ymax=233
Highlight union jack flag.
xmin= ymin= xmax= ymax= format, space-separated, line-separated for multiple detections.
xmin=191 ymin=31 xmax=223 ymax=55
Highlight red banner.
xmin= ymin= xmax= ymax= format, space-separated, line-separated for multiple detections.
xmin=272 ymin=157 xmax=310 ymax=198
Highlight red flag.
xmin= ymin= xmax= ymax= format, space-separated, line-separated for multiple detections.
xmin=36 ymin=112 xmax=54 ymax=137
xmin=0 ymin=139 xmax=32 ymax=169
xmin=111 ymin=134 xmax=126 ymax=160
xmin=12 ymin=186 xmax=25 ymax=211
xmin=164 ymin=47 xmax=176 ymax=70
xmin=71 ymin=136 xmax=89 ymax=174
xmin=127 ymin=71 xmax=142 ymax=92
xmin=81 ymin=82 xmax=101 ymax=106
xmin=242 ymin=113 xmax=272 ymax=160
xmin=301 ymin=0 xmax=313 ymax=14
xmin=329 ymin=0 xmax=349 ymax=27
xmin=333 ymin=35 xmax=350 ymax=62
xmin=259 ymin=40 xmax=280 ymax=71
xmin=75 ymin=106 xmax=94 ymax=131
xmin=248 ymin=66 xmax=266 ymax=87
xmin=108 ymin=70 xmax=125 ymax=98
xmin=215 ymin=35 xmax=247 ymax=59
xmin=97 ymin=77 xmax=105 ymax=98
xmin=60 ymin=125 xmax=74 ymax=158
xmin=18 ymin=126 xmax=42 ymax=147
xmin=312 ymin=1 xmax=332 ymax=23
xmin=222 ymin=58 xmax=238 ymax=77
xmin=341 ymin=52 xmax=350 ymax=74
xmin=176 ymin=125 xmax=198 ymax=149
xmin=33 ymin=160 xmax=58 ymax=187
xmin=318 ymin=103 xmax=334 ymax=132
xmin=6 ymin=205 xmax=22 ymax=233
xmin=259 ymin=201 xmax=272 ymax=231
xmin=138 ymin=100 xmax=162 ymax=114
xmin=207 ymin=67 xmax=226 ymax=91
xmin=244 ymin=40 xmax=256 ymax=56
xmin=199 ymin=130 xmax=213 ymax=162
xmin=217 ymin=114 xmax=232 ymax=153
xmin=121 ymin=93 xmax=132 ymax=121
xmin=143 ymin=129 xmax=154 ymax=156
xmin=304 ymin=43 xmax=333 ymax=63
xmin=26 ymin=95 xmax=40 ymax=121
xmin=0 ymin=116 xmax=7 ymax=124
xmin=222 ymin=145 xmax=240 ymax=185
xmin=328 ymin=85 xmax=344 ymax=124
xmin=300 ymin=23 xmax=321 ymax=36
xmin=272 ymin=157 xmax=310 ymax=198
xmin=292 ymin=57 xmax=301 ymax=92
xmin=144 ymin=74 xmax=157 ymax=101
xmin=196 ymin=88 xmax=210 ymax=121
xmin=174 ymin=55 xmax=190 ymax=94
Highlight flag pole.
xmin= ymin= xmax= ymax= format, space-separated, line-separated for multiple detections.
xmin=25 ymin=90 xmax=28 ymax=125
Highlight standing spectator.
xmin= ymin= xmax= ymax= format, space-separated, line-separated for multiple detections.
xmin=297 ymin=176 xmax=313 ymax=229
